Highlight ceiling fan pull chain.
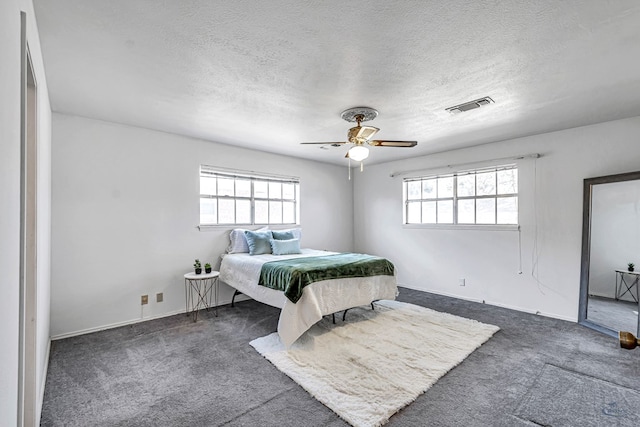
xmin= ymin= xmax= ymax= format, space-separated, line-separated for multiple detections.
xmin=360 ymin=162 xmax=364 ymax=172
xmin=348 ymin=157 xmax=351 ymax=180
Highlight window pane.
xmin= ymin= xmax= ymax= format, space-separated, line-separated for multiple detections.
xmin=201 ymin=176 xmax=216 ymax=196
xmin=200 ymin=198 xmax=217 ymax=224
xmin=283 ymin=202 xmax=295 ymax=223
xmin=497 ymin=169 xmax=518 ymax=194
xmin=476 ymin=171 xmax=496 ymax=196
xmin=497 ymin=197 xmax=518 ymax=224
xmin=283 ymin=183 xmax=295 ymax=199
xmin=476 ymin=198 xmax=496 ymax=224
xmin=402 ymin=167 xmax=517 ymax=227
xmin=458 ymin=199 xmax=475 ymax=224
xmin=422 ymin=201 xmax=436 ymax=223
xmin=457 ymin=174 xmax=475 ymax=197
xmin=218 ymin=177 xmax=234 ymax=197
xmin=269 ymin=182 xmax=282 ymax=199
xmin=422 ymin=179 xmax=437 ymax=199
xmin=407 ymin=201 xmax=421 ymax=223
xmin=255 ymin=200 xmax=268 ymax=223
xmin=438 ymin=177 xmax=454 ymax=198
xmin=437 ymin=200 xmax=453 ymax=224
xmin=218 ymin=199 xmax=235 ymax=224
xmin=236 ymin=199 xmax=251 ymax=224
xmin=407 ymin=181 xmax=421 ymax=200
xmin=269 ymin=201 xmax=282 ymax=224
xmin=254 ymin=181 xmax=268 ymax=198
xmin=200 ymin=168 xmax=300 ymax=226
xmin=236 ymin=179 xmax=251 ymax=197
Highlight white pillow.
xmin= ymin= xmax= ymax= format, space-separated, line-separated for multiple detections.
xmin=227 ymin=226 xmax=269 ymax=253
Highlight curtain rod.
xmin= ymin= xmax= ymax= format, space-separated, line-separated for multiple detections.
xmin=389 ymin=153 xmax=542 ymax=178
xmin=200 ymin=165 xmax=299 ymax=181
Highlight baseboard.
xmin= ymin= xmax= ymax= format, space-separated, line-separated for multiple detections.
xmin=36 ymin=338 xmax=51 ymax=425
xmin=51 ymin=286 xmax=576 ymax=340
xmin=51 ymin=295 xmax=248 ymax=340
xmin=398 ymin=284 xmax=485 ymax=305
xmin=397 ymin=284 xmax=577 ymax=323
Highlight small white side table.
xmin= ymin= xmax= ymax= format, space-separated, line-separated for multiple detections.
xmin=184 ymin=271 xmax=219 ymax=321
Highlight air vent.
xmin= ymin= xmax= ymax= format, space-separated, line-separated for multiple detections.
xmin=446 ymin=97 xmax=494 ymax=114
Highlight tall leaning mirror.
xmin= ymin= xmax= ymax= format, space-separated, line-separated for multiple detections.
xmin=579 ymin=171 xmax=640 ymax=337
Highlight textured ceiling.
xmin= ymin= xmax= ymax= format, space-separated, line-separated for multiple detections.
xmin=33 ymin=0 xmax=640 ymax=165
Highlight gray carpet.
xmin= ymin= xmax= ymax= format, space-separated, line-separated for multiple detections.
xmin=41 ymin=288 xmax=640 ymax=426
xmin=515 ymin=364 xmax=640 ymax=426
xmin=587 ymin=295 xmax=639 ymax=335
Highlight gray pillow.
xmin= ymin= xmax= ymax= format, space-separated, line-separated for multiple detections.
xmin=271 ymin=230 xmax=295 ymax=240
xmin=271 ymin=228 xmax=302 ymax=241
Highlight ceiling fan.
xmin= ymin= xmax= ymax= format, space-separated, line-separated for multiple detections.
xmin=301 ymin=107 xmax=417 ymax=164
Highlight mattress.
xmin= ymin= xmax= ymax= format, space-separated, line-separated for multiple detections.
xmin=219 ymin=249 xmax=398 ymax=346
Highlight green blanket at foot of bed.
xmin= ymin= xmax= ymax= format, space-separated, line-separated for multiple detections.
xmin=258 ymin=253 xmax=395 ymax=303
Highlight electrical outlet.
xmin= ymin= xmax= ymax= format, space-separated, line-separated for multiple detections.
xmin=156 ymin=292 xmax=163 ymax=303
xmin=459 ymin=278 xmax=466 ymax=286
xmin=141 ymin=295 xmax=148 ymax=305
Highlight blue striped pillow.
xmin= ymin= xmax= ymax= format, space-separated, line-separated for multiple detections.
xmin=244 ymin=230 xmax=273 ymax=255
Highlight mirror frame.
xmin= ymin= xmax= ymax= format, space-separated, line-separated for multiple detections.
xmin=579 ymin=170 xmax=640 ymax=337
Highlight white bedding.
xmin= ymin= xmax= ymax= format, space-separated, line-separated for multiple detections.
xmin=219 ymin=249 xmax=398 ymax=347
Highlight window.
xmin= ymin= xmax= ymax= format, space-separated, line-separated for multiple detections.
xmin=200 ymin=166 xmax=300 ymax=226
xmin=404 ymin=165 xmax=518 ymax=225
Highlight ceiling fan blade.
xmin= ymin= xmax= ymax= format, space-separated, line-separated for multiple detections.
xmin=369 ymin=140 xmax=418 ymax=147
xmin=300 ymin=141 xmax=346 ymax=145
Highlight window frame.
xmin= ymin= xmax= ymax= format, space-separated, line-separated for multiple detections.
xmin=199 ymin=166 xmax=300 ymax=227
xmin=403 ymin=164 xmax=518 ymax=228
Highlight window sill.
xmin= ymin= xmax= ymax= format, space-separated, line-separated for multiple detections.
xmin=197 ymin=224 xmax=251 ymax=231
xmin=402 ymin=224 xmax=519 ymax=231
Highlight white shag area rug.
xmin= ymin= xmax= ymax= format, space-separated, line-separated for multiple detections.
xmin=250 ymin=300 xmax=500 ymax=427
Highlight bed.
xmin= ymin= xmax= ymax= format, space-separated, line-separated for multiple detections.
xmin=219 ymin=248 xmax=398 ymax=347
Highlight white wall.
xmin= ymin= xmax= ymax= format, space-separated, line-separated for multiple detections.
xmin=354 ymin=116 xmax=640 ymax=322
xmin=50 ymin=113 xmax=354 ymax=337
xmin=589 ymin=180 xmax=640 ymax=299
xmin=0 ymin=0 xmax=52 ymax=425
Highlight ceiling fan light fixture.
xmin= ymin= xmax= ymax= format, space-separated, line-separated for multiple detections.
xmin=348 ymin=145 xmax=369 ymax=162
